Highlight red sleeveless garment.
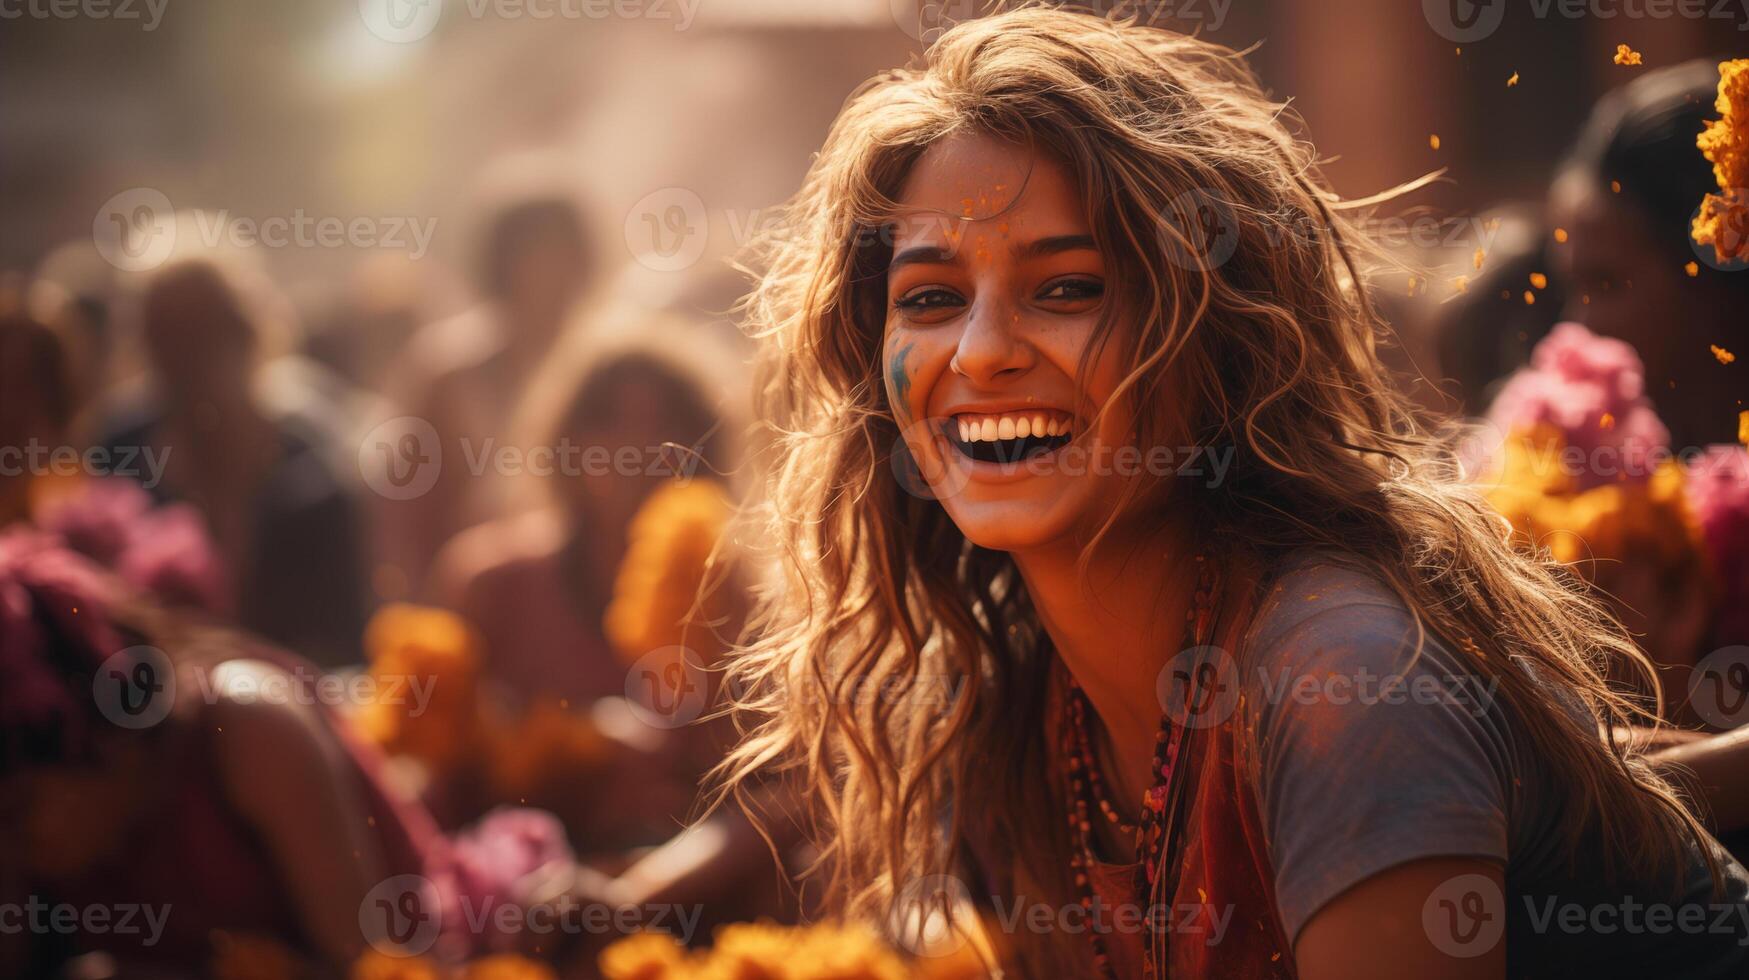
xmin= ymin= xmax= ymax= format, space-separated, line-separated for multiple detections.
xmin=1007 ymin=588 xmax=1297 ymax=978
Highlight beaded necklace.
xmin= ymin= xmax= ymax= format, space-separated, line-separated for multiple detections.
xmin=1062 ymin=556 xmax=1219 ymax=978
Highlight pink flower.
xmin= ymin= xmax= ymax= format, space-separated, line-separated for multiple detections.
xmin=1687 ymin=446 xmax=1749 ymax=647
xmin=449 ymin=807 xmax=574 ymax=950
xmin=37 ymin=479 xmax=229 ymax=613
xmin=1486 ymin=322 xmax=1671 ymax=490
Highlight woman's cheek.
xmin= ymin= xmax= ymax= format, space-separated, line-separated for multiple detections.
xmin=884 ymin=325 xmax=947 ymax=429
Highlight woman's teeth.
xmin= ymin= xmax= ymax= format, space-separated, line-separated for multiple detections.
xmin=948 ymin=411 xmax=1074 ymax=464
xmin=954 ymin=412 xmax=1071 ymax=442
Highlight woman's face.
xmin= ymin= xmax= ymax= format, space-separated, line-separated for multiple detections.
xmin=882 ymin=133 xmax=1147 ymax=553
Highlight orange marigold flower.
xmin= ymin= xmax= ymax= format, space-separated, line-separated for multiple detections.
xmin=1523 ymin=290 xmax=1536 ymax=305
xmin=1529 ymin=272 xmax=1548 ymax=290
xmin=463 ymin=954 xmax=559 ymax=980
xmin=1507 ymin=71 xmax=1520 ymax=87
xmin=600 ymin=932 xmax=693 ymax=980
xmin=1698 ymin=59 xmax=1749 ymax=190
xmin=1600 ymin=413 xmax=1617 ymax=430
xmin=1715 ymin=345 xmax=1739 ymax=365
xmin=1614 ymin=43 xmax=1643 ymax=66
xmin=1693 ymin=61 xmax=1749 ymax=265
xmin=212 ymin=932 xmax=301 ymax=980
xmin=354 ymin=603 xmax=485 ymax=772
xmin=1429 ymin=134 xmax=1441 ymax=150
xmin=1740 ymin=410 xmax=1749 ymax=446
xmin=603 ymin=479 xmax=736 ymax=667
xmin=352 ymin=949 xmax=446 ymax=980
xmin=1554 ymin=228 xmax=1569 ymax=243
xmin=1687 ymin=261 xmax=1701 ymax=276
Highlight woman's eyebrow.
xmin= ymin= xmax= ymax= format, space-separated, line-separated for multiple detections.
xmin=1016 ymin=234 xmax=1097 ymax=259
xmin=890 ymin=233 xmax=1097 ymax=272
xmin=889 ymin=244 xmax=958 ymax=271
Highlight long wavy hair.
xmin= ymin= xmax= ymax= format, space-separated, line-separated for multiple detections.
xmin=712 ymin=6 xmax=1714 ymax=969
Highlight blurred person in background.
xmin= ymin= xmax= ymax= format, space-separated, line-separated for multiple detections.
xmin=378 ymin=191 xmax=596 ymax=601
xmin=96 ymin=257 xmax=370 ymax=667
xmin=0 ymin=534 xmax=444 ymax=978
xmin=1430 ymin=206 xmax=1566 ymax=413
xmin=0 ymin=308 xmax=82 ymax=527
xmin=1549 ymin=59 xmax=1748 ymax=450
xmin=428 ymin=327 xmax=745 ymax=847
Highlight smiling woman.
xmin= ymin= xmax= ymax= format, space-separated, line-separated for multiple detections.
xmin=712 ymin=8 xmax=1749 ymax=980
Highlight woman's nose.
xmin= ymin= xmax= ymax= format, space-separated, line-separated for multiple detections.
xmin=950 ymin=300 xmax=1035 ymax=384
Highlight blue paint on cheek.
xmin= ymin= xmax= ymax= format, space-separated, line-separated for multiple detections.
xmin=887 ymin=341 xmax=916 ymax=425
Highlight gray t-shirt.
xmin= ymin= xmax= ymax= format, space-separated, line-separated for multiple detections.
xmin=1241 ymin=556 xmax=1749 ymax=977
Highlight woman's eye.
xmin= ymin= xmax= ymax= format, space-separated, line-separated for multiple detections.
xmin=893 ymin=288 xmax=966 ymax=316
xmin=1038 ymin=278 xmax=1105 ymax=303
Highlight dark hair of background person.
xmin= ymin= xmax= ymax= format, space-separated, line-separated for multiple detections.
xmin=1561 ymin=59 xmax=1749 ymax=288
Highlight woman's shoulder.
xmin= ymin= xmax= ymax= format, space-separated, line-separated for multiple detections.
xmin=1239 ymin=551 xmax=1449 ymax=677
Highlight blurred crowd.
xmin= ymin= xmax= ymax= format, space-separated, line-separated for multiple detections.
xmin=0 ymin=33 xmax=1746 ymax=980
